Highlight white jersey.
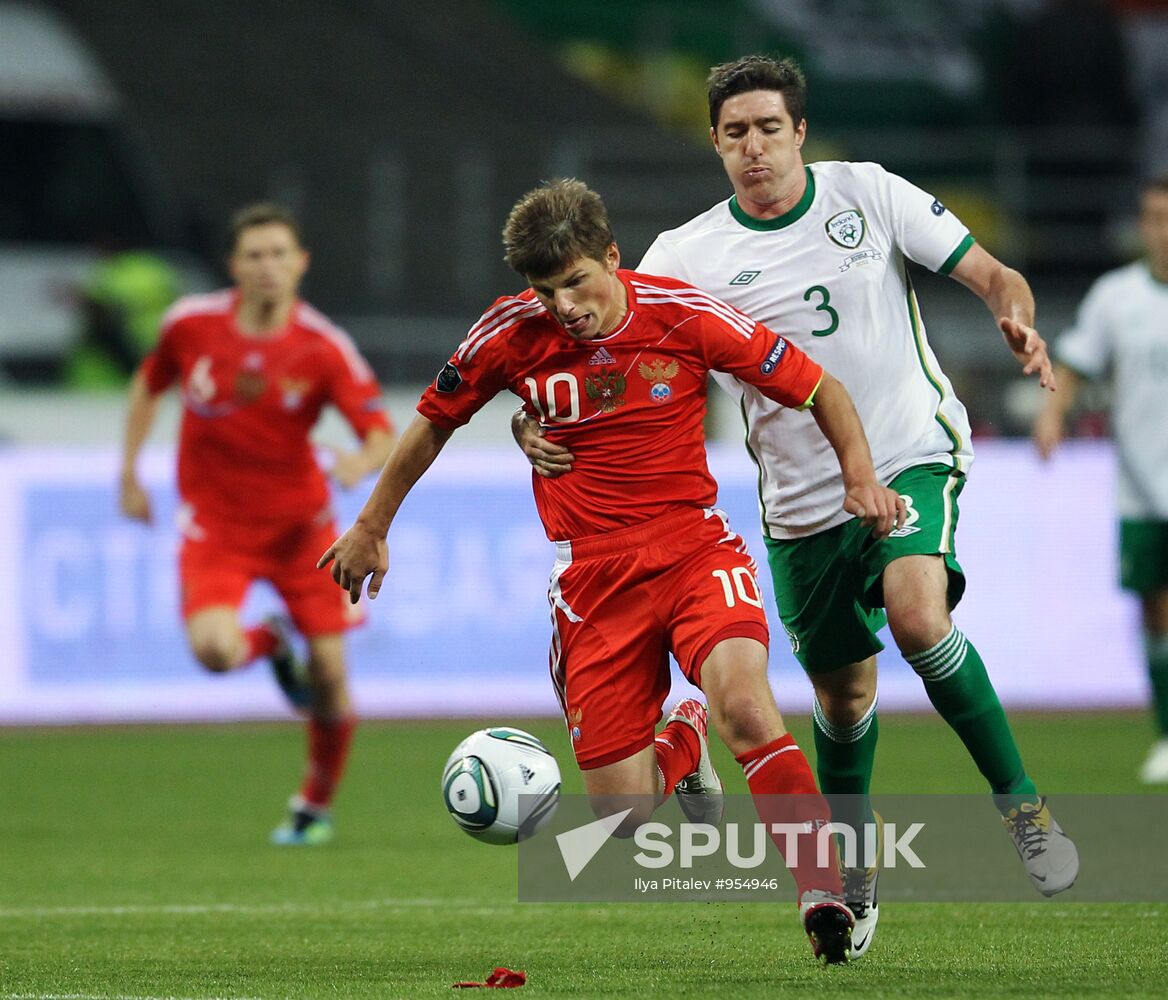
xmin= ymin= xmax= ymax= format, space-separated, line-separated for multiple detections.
xmin=640 ymin=160 xmax=974 ymax=539
xmin=1054 ymin=261 xmax=1168 ymax=519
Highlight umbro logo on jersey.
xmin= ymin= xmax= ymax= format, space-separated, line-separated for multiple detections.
xmin=730 ymin=270 xmax=761 ymax=285
xmin=589 ymin=347 xmax=617 ymax=366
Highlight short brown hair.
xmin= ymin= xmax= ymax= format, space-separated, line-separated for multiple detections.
xmin=228 ymin=202 xmax=303 ymax=252
xmin=707 ymin=55 xmax=807 ymax=131
xmin=502 ymin=178 xmax=615 ymax=278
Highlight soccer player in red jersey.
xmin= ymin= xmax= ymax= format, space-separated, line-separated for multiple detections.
xmin=319 ymin=179 xmax=903 ymax=962
xmin=119 ymin=203 xmax=395 ymax=845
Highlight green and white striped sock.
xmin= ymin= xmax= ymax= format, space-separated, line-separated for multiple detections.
xmin=905 ymin=625 xmax=1038 ymax=812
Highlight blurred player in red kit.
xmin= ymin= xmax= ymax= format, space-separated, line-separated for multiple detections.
xmin=119 ymin=203 xmax=395 ymax=845
xmin=319 ymin=179 xmax=906 ymax=962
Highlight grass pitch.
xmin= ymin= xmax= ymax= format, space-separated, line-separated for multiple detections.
xmin=1 ymin=710 xmax=1165 ymax=998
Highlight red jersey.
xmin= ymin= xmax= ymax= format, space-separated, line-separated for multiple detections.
xmin=419 ymin=270 xmax=823 ymax=540
xmin=143 ymin=289 xmax=391 ymax=523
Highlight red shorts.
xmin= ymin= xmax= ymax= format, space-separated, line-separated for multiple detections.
xmin=178 ymin=504 xmax=363 ymax=637
xmin=548 ymin=507 xmax=769 ymax=770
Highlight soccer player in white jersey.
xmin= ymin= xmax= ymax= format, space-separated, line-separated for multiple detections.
xmin=515 ymin=55 xmax=1079 ymax=956
xmin=1035 ymin=175 xmax=1168 ymax=784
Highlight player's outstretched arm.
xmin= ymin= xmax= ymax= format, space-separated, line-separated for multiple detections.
xmin=330 ymin=427 xmax=397 ymax=489
xmin=950 ymin=243 xmax=1056 ymax=391
xmin=510 ymin=406 xmax=574 ymax=478
xmin=119 ymin=368 xmax=162 ymax=523
xmin=808 ymin=374 xmax=905 ymax=538
xmin=1033 ymin=363 xmax=1081 ymax=460
xmin=317 ymin=414 xmax=454 ymax=603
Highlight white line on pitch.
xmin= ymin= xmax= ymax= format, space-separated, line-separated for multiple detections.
xmin=0 ymin=897 xmax=510 ymax=919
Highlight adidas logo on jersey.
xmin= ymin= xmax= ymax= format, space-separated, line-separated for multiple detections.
xmin=589 ymin=347 xmax=617 ymax=366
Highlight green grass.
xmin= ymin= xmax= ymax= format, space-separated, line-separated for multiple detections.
xmin=1 ymin=711 xmax=1165 ymax=998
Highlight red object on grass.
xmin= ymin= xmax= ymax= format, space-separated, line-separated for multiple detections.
xmin=452 ymin=966 xmax=527 ymax=988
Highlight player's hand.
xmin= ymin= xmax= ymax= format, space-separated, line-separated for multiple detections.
xmin=1000 ymin=317 xmax=1056 ymax=391
xmin=317 ymin=522 xmax=389 ymax=604
xmin=119 ymin=473 xmax=152 ymax=523
xmin=1032 ymin=408 xmax=1064 ymax=461
xmin=843 ymin=483 xmax=906 ymax=539
xmin=328 ymin=447 xmax=368 ymax=490
xmin=513 ymin=411 xmax=573 ymax=479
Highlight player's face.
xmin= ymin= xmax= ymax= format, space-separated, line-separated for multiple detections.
xmin=229 ymin=223 xmax=309 ymax=307
xmin=1139 ymin=189 xmax=1168 ymax=278
xmin=528 ymin=244 xmax=627 ymax=341
xmin=711 ymin=90 xmax=806 ymax=217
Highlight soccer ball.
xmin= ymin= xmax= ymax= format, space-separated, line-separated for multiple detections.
xmin=441 ymin=727 xmax=562 ymax=845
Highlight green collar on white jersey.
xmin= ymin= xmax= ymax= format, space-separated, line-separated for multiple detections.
xmin=729 ymin=166 xmax=815 ymax=231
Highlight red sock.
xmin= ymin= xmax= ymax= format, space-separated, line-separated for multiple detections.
xmin=300 ymin=716 xmax=357 ymax=808
xmin=736 ymin=734 xmax=842 ymax=899
xmin=242 ymin=623 xmax=278 ymax=665
xmin=654 ymin=719 xmax=701 ymax=798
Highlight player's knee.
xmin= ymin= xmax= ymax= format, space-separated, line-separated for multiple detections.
xmin=886 ymin=603 xmax=951 ymax=656
xmin=812 ymin=672 xmax=875 ymax=725
xmin=710 ymin=693 xmax=780 ymax=754
xmin=190 ymin=637 xmax=237 ymax=673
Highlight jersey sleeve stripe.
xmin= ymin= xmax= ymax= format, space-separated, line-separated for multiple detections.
xmin=456 ymin=298 xmax=545 ymax=361
xmin=795 ymin=373 xmax=824 ymax=411
xmin=636 ymin=293 xmax=754 ymax=339
xmin=298 ymin=304 xmax=376 ymax=381
xmin=631 ymin=279 xmax=756 ymax=336
xmin=632 ymin=282 xmax=755 ymax=339
xmin=159 ymin=289 xmax=234 ymax=331
xmin=938 ymin=233 xmax=976 ymax=275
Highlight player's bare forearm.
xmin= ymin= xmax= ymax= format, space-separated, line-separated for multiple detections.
xmin=356 ymin=427 xmax=396 ymax=471
xmin=119 ymin=369 xmax=162 ymax=521
xmin=808 ymin=375 xmax=876 ymax=488
xmin=1033 ymin=364 xmax=1081 ymax=460
xmin=318 ymin=414 xmax=454 ymax=602
xmin=951 ymin=244 xmax=1054 ymax=389
xmin=809 ymin=374 xmax=904 ymax=536
xmin=331 ymin=427 xmax=397 ymax=488
xmin=354 ymin=414 xmax=453 ymax=536
xmin=120 ymin=370 xmax=160 ymax=477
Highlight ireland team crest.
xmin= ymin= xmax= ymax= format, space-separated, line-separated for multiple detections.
xmin=825 ymin=209 xmax=866 ymax=249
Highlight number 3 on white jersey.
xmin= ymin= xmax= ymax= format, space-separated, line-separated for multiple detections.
xmin=524 ymin=373 xmax=581 ymax=423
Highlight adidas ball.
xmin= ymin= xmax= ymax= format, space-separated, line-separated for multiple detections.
xmin=441 ymin=727 xmax=562 ymax=845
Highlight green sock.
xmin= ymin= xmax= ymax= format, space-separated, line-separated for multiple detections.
xmin=1146 ymin=632 xmax=1168 ymax=735
xmin=812 ymin=695 xmax=878 ymax=867
xmin=904 ymin=626 xmax=1038 ymax=813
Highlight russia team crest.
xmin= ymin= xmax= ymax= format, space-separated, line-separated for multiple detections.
xmin=825 ymin=209 xmax=866 ymax=249
xmin=638 ymin=359 xmax=679 ymax=404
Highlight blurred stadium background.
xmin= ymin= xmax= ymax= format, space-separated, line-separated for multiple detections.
xmin=1 ymin=0 xmax=1164 ymax=724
